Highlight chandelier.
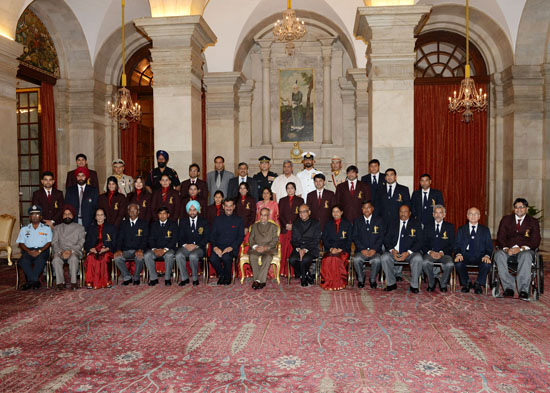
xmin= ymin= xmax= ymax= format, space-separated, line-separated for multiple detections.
xmin=448 ymin=0 xmax=487 ymax=123
xmin=273 ymin=0 xmax=306 ymax=56
xmin=107 ymin=0 xmax=141 ymax=129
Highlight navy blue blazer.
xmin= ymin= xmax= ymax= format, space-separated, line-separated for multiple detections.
xmin=65 ymin=185 xmax=98 ymax=230
xmin=322 ymin=219 xmax=352 ymax=254
xmin=375 ymin=183 xmax=411 ymax=224
xmin=148 ymin=220 xmax=178 ymax=250
xmin=84 ymin=222 xmax=117 ymax=251
xmin=178 ymin=216 xmax=209 ymax=251
xmin=454 ymin=224 xmax=493 ymax=260
xmin=116 ymin=218 xmax=149 ymax=252
xmin=360 ymin=173 xmax=385 ymax=200
xmin=422 ymin=220 xmax=455 ymax=255
xmin=384 ymin=218 xmax=423 ymax=254
xmin=210 ymin=214 xmax=244 ymax=255
xmin=352 ymin=214 xmax=385 ymax=253
xmin=411 ymin=188 xmax=444 ymax=227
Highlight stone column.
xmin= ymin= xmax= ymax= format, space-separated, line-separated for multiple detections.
xmin=134 ymin=15 xmax=216 ymax=174
xmin=203 ymin=72 xmax=245 ymax=173
xmin=320 ymin=38 xmax=336 ymax=145
xmin=257 ymin=40 xmax=272 ymax=146
xmin=544 ymin=64 xmax=550 ymax=238
xmin=354 ymin=5 xmax=431 ymax=189
xmin=238 ymin=79 xmax=255 ymax=149
xmin=347 ymin=68 xmax=369 ymax=175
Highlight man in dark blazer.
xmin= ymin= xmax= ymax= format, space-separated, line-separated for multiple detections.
xmin=210 ymin=199 xmax=244 ymax=285
xmin=361 ymin=159 xmax=385 ymax=198
xmin=375 ymin=168 xmax=410 ymax=224
xmin=144 ymin=206 xmax=179 ymax=286
xmin=64 ymin=167 xmax=98 ymax=230
xmin=380 ymin=205 xmax=424 ymax=292
xmin=32 ymin=171 xmax=64 ymax=229
xmin=495 ymin=198 xmax=541 ymax=300
xmin=454 ymin=207 xmax=493 ymax=294
xmin=180 ymin=163 xmax=209 ymax=199
xmin=422 ymin=205 xmax=454 ymax=292
xmin=352 ymin=201 xmax=386 ymax=289
xmin=114 ymin=203 xmax=149 ymax=285
xmin=411 ymin=173 xmax=444 ymax=229
xmin=227 ymin=162 xmax=258 ymax=201
xmin=306 ymin=173 xmax=334 ymax=230
xmin=207 ymin=156 xmax=234 ymax=205
xmin=176 ymin=200 xmax=210 ymax=286
xmin=289 ymin=204 xmax=322 ymax=287
xmin=65 ymin=153 xmax=99 ymax=189
xmin=334 ymin=165 xmax=371 ymax=223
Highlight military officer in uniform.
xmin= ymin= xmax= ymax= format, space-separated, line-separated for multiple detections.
xmin=253 ymin=156 xmax=277 ymax=196
xmin=326 ymin=156 xmax=346 ymax=192
xmin=146 ymin=150 xmax=181 ymax=193
xmin=248 ymin=207 xmax=279 ymax=289
xmin=297 ymin=152 xmax=322 ymax=197
xmin=105 ymin=158 xmax=134 ymax=196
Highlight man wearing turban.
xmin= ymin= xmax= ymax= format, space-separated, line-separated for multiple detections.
xmin=64 ymin=166 xmax=98 ymax=230
xmin=145 ymin=150 xmax=181 ymax=193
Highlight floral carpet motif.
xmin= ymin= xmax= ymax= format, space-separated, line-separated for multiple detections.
xmin=0 ymin=269 xmax=549 ymax=392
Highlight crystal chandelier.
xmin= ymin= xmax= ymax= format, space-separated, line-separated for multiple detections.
xmin=107 ymin=0 xmax=141 ymax=129
xmin=448 ymin=0 xmax=487 ymax=123
xmin=273 ymin=0 xmax=306 ymax=56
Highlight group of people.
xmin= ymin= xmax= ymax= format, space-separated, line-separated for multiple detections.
xmin=16 ymin=151 xmax=541 ymax=300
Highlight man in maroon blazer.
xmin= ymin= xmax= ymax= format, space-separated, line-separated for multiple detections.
xmin=180 ymin=163 xmax=209 ymax=199
xmin=334 ymin=165 xmax=371 ymax=223
xmin=495 ymin=197 xmax=541 ymax=300
xmin=65 ymin=153 xmax=100 ymax=189
xmin=32 ymin=171 xmax=64 ymax=229
xmin=306 ymin=173 xmax=334 ymax=230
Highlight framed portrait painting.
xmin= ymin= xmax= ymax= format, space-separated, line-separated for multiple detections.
xmin=279 ymin=68 xmax=314 ymax=142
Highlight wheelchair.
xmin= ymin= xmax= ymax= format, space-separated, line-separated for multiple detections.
xmin=490 ymin=249 xmax=544 ymax=301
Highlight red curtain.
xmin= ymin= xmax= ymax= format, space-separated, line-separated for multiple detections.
xmin=414 ymin=83 xmax=487 ymax=229
xmin=40 ymin=82 xmax=58 ymax=180
xmin=120 ymin=92 xmax=138 ymax=178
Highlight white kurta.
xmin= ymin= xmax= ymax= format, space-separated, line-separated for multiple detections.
xmin=271 ymin=174 xmax=304 ymax=202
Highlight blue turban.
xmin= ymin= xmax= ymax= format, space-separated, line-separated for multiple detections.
xmin=186 ymin=200 xmax=201 ymax=213
xmin=156 ymin=150 xmax=169 ymax=161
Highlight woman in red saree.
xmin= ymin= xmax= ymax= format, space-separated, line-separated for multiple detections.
xmin=256 ymin=187 xmax=279 ymax=224
xmin=320 ymin=205 xmax=352 ymax=290
xmin=84 ymin=208 xmax=117 ymax=289
xmin=278 ymin=182 xmax=304 ymax=277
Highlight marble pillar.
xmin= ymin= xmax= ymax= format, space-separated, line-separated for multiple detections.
xmin=320 ymin=38 xmax=336 ymax=145
xmin=257 ymin=40 xmax=272 ymax=146
xmin=347 ymin=68 xmax=369 ymax=175
xmin=354 ymin=5 xmax=431 ymax=189
xmin=544 ymin=64 xmax=550 ymax=238
xmin=134 ymin=15 xmax=216 ymax=175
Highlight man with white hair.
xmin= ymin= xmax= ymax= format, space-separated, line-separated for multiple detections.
xmin=297 ymin=152 xmax=322 ymax=197
xmin=271 ymin=160 xmax=304 ymax=202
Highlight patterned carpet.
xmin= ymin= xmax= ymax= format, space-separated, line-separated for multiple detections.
xmin=0 ymin=264 xmax=549 ymax=392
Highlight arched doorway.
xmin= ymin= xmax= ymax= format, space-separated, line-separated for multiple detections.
xmin=414 ymin=31 xmax=489 ymax=228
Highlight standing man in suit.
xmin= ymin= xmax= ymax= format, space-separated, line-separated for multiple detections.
xmin=176 ymin=200 xmax=209 ymax=286
xmin=361 ymin=159 xmax=384 ymax=199
xmin=146 ymin=150 xmax=181 ymax=193
xmin=180 ymin=163 xmax=208 ymax=199
xmin=334 ymin=165 xmax=371 ymax=223
xmin=297 ymin=152 xmax=323 ymax=197
xmin=248 ymin=208 xmax=279 ymax=289
xmin=352 ymin=201 xmax=385 ymax=289
xmin=65 ymin=153 xmax=99 ymax=189
xmin=210 ymin=199 xmax=244 ymax=285
xmin=495 ymin=198 xmax=541 ymax=300
xmin=114 ymin=203 xmax=149 ymax=285
xmin=207 ymin=156 xmax=234 ymax=205
xmin=411 ymin=173 xmax=444 ymax=229
xmin=380 ymin=205 xmax=423 ymax=292
xmin=144 ymin=206 xmax=178 ymax=286
xmin=253 ymin=156 xmax=277 ymax=196
xmin=454 ymin=207 xmax=493 ymax=294
xmin=326 ymin=156 xmax=346 ymax=193
xmin=422 ymin=205 xmax=454 ymax=292
xmin=271 ymin=160 xmax=304 ymax=202
xmin=227 ymin=162 xmax=258 ymax=201
xmin=32 ymin=171 xmax=64 ymax=229
xmin=289 ymin=204 xmax=322 ymax=287
xmin=306 ymin=173 xmax=334 ymax=230
xmin=65 ymin=167 xmax=98 ymax=230
xmin=376 ymin=168 xmax=410 ymax=224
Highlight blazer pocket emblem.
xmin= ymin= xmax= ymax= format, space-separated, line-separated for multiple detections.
xmin=106 ymin=233 xmax=111 ymax=242
xmin=442 ymin=231 xmax=448 ymax=240
xmin=166 ymin=230 xmax=172 ymax=238
xmin=295 ymin=207 xmax=299 ymax=214
xmin=246 ymin=202 xmax=250 ymax=209
xmin=198 ymin=227 xmax=204 ymax=235
xmin=409 ymin=228 xmax=416 ymax=237
xmin=525 ymin=230 xmax=530 ymax=238
xmin=373 ymin=226 xmax=379 ymax=234
xmin=432 ymin=198 xmax=436 ymax=206
xmin=54 ymin=201 xmax=58 ymax=209
xmin=114 ymin=203 xmax=119 ymax=210
xmin=169 ymin=196 xmax=174 ymax=204
xmin=358 ymin=191 xmax=362 ymax=199
xmin=324 ymin=201 xmax=329 ymax=209
xmin=142 ymin=200 xmax=147 ymax=208
xmin=397 ymin=194 xmax=403 ymax=202
xmin=137 ymin=229 xmax=143 ymax=237
xmin=341 ymin=231 xmax=346 ymax=239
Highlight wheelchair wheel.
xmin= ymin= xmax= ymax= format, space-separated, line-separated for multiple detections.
xmin=539 ymin=255 xmax=544 ymax=294
xmin=492 ymin=285 xmax=501 ymax=298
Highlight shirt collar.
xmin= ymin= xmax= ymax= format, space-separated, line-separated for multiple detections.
xmin=130 ymin=218 xmax=138 ymax=225
xmin=423 ymin=188 xmax=431 ymax=194
xmin=515 ymin=214 xmax=525 ymax=222
xmin=159 ymin=220 xmax=167 ymax=225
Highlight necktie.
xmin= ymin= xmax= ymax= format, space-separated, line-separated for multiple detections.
xmin=373 ymin=175 xmax=377 ymax=185
xmin=161 ymin=222 xmax=165 ymax=228
xmin=388 ymin=185 xmax=392 ymax=199
xmin=241 ymin=177 xmax=245 ymax=184
xmin=78 ymin=186 xmax=84 ymax=216
xmin=216 ymin=171 xmax=221 ymax=188
xmin=401 ymin=221 xmax=407 ymax=237
xmin=318 ymin=192 xmax=322 ymax=206
xmin=423 ymin=192 xmax=428 ymax=208
xmin=436 ymin=223 xmax=440 ymax=236
xmin=399 ymin=221 xmax=407 ymax=253
xmin=366 ymin=219 xmax=370 ymax=226
xmin=471 ymin=226 xmax=476 ymax=237
xmin=47 ymin=190 xmax=52 ymax=203
xmin=350 ymin=181 xmax=355 ymax=197
xmin=191 ymin=219 xmax=196 ymax=232
xmin=467 ymin=225 xmax=476 ymax=251
xmin=131 ymin=221 xmax=134 ymax=228
xmin=516 ymin=219 xmax=521 ymax=232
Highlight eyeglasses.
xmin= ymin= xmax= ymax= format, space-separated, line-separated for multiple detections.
xmin=514 ymin=206 xmax=527 ymax=209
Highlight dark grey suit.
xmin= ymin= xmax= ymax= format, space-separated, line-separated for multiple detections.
xmin=207 ymin=170 xmax=234 ymax=204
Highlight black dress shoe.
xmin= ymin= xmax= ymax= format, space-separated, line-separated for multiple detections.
xmin=306 ymin=273 xmax=315 ymax=285
xmin=217 ymin=277 xmax=225 ymax=285
xmin=192 ymin=280 xmax=199 ymax=286
xmin=396 ymin=277 xmax=403 ymax=282
xmin=369 ymin=281 xmax=377 ymax=289
xmin=224 ymin=277 xmax=232 ymax=285
xmin=20 ymin=282 xmax=32 ymax=291
xmin=440 ymin=286 xmax=448 ymax=293
xmin=357 ymin=281 xmax=365 ymax=288
xmin=259 ymin=282 xmax=266 ymax=289
xmin=252 ymin=281 xmax=259 ymax=290
xmin=165 ymin=279 xmax=172 ymax=286
xmin=519 ymin=291 xmax=529 ymax=300
xmin=426 ymin=286 xmax=435 ymax=292
xmin=133 ymin=279 xmax=140 ymax=286
xmin=32 ymin=281 xmax=41 ymax=290
xmin=301 ymin=277 xmax=308 ymax=287
xmin=503 ymin=289 xmax=514 ymax=297
xmin=384 ymin=283 xmax=397 ymax=291
xmin=56 ymin=284 xmax=65 ymax=291
xmin=148 ymin=279 xmax=158 ymax=286
xmin=178 ymin=279 xmax=190 ymax=287
xmin=461 ymin=286 xmax=470 ymax=293
xmin=122 ymin=279 xmax=132 ymax=286
xmin=473 ymin=283 xmax=482 ymax=294
xmin=409 ymin=286 xmax=419 ymax=294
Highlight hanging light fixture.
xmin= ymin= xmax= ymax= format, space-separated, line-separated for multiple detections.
xmin=448 ymin=0 xmax=487 ymax=123
xmin=273 ymin=0 xmax=306 ymax=56
xmin=107 ymin=0 xmax=141 ymax=129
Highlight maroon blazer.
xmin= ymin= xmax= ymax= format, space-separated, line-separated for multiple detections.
xmin=278 ymin=195 xmax=304 ymax=234
xmin=334 ymin=180 xmax=371 ymax=223
xmin=306 ymin=189 xmax=334 ymax=230
xmin=32 ymin=188 xmax=64 ymax=224
xmin=180 ymin=196 xmax=207 ymax=219
xmin=235 ymin=195 xmax=256 ymax=229
xmin=497 ymin=214 xmax=541 ymax=250
xmin=127 ymin=190 xmax=153 ymax=222
xmin=65 ymin=169 xmax=100 ymax=189
xmin=207 ymin=203 xmax=223 ymax=226
xmin=98 ymin=193 xmax=127 ymax=229
xmin=151 ymin=188 xmax=180 ymax=222
xmin=180 ymin=178 xmax=209 ymax=199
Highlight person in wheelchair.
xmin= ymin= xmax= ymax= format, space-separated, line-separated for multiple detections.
xmin=495 ymin=198 xmax=541 ymax=300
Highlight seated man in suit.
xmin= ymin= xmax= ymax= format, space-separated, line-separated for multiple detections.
xmin=454 ymin=207 xmax=493 ymax=294
xmin=411 ymin=173 xmax=444 ymax=229
xmin=227 ymin=162 xmax=258 ymax=201
xmin=289 ymin=204 xmax=322 ymax=287
xmin=334 ymin=165 xmax=371 ymax=223
xmin=32 ymin=171 xmax=64 ymax=230
xmin=248 ymin=207 xmax=279 ymax=290
xmin=65 ymin=153 xmax=100 ymax=189
xmin=210 ymin=199 xmax=245 ymax=285
xmin=495 ymin=198 xmax=541 ymax=300
xmin=380 ymin=205 xmax=423 ymax=292
xmin=144 ymin=206 xmax=179 ymax=286
xmin=352 ymin=201 xmax=385 ymax=289
xmin=180 ymin=163 xmax=209 ymax=199
xmin=176 ymin=200 xmax=209 ymax=286
xmin=361 ymin=159 xmax=384 ymax=198
xmin=65 ymin=166 xmax=98 ymax=230
xmin=114 ymin=203 xmax=149 ymax=285
xmin=207 ymin=156 xmax=234 ymax=205
xmin=421 ymin=205 xmax=454 ymax=292
xmin=306 ymin=173 xmax=334 ymax=230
